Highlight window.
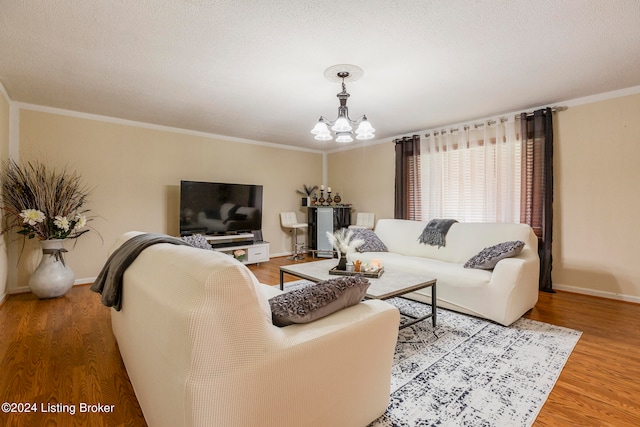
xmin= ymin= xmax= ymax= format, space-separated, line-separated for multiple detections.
xmin=420 ymin=117 xmax=521 ymax=223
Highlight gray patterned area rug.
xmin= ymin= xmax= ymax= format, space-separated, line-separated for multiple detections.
xmin=282 ymin=280 xmax=582 ymax=427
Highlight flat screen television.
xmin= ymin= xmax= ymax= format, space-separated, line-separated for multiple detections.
xmin=179 ymin=180 xmax=263 ymax=236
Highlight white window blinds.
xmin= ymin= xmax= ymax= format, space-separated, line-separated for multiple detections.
xmin=420 ymin=117 xmax=521 ymax=223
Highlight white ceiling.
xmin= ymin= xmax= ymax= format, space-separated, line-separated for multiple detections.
xmin=2 ymin=1 xmax=640 ymax=151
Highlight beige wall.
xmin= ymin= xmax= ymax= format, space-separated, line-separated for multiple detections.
xmin=5 ymin=92 xmax=640 ymax=301
xmin=327 ymin=142 xmax=395 ymax=224
xmin=0 ymin=89 xmax=9 ymax=300
xmin=328 ymin=93 xmax=640 ymax=301
xmin=10 ymin=109 xmax=322 ymax=291
xmin=554 ymin=93 xmax=640 ymax=300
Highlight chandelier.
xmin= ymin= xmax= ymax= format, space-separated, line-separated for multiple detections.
xmin=311 ymin=64 xmax=375 ymax=143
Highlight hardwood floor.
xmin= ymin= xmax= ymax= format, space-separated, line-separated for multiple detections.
xmin=1 ymin=256 xmax=639 ymax=426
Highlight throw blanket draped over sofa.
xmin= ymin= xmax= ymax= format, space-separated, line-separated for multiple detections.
xmin=90 ymin=233 xmax=188 ymax=310
xmin=349 ymin=219 xmax=540 ymax=326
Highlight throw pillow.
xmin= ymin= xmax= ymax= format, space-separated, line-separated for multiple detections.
xmin=180 ymin=234 xmax=213 ymax=250
xmin=464 ymin=241 xmax=525 ymax=270
xmin=269 ymin=276 xmax=371 ymax=327
xmin=350 ymin=229 xmax=388 ymax=252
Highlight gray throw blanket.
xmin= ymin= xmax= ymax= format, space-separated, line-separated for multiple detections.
xmin=90 ymin=233 xmax=189 ymax=311
xmin=418 ymin=219 xmax=458 ymax=248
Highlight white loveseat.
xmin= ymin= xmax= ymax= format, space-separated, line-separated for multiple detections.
xmin=109 ymin=232 xmax=400 ymax=427
xmin=349 ymin=219 xmax=540 ymax=326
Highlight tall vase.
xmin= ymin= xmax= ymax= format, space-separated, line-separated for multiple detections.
xmin=337 ymin=252 xmax=348 ymax=271
xmin=28 ymin=239 xmax=75 ymax=299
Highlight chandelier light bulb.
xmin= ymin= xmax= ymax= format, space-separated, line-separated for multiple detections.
xmin=314 ymin=132 xmax=333 ymax=141
xmin=335 ymin=133 xmax=353 ymax=143
xmin=355 ymin=118 xmax=375 ymax=134
xmin=331 ymin=117 xmax=352 ymax=132
xmin=311 ymin=121 xmax=330 ymax=135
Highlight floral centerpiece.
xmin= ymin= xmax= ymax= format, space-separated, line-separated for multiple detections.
xmin=0 ymin=160 xmax=91 ymax=241
xmin=0 ymin=160 xmax=93 ymax=298
xmin=326 ymin=228 xmax=364 ymax=270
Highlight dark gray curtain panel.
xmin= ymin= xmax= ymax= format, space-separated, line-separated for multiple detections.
xmin=394 ymin=135 xmax=421 ymax=220
xmin=520 ymin=108 xmax=554 ymax=292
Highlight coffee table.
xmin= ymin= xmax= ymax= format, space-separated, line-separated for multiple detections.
xmin=279 ymin=259 xmax=437 ymax=329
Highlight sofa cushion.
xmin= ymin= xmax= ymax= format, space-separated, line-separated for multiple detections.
xmin=351 ymin=229 xmax=388 ymax=252
xmin=464 ymin=240 xmax=525 ymax=270
xmin=269 ymin=276 xmax=371 ymax=327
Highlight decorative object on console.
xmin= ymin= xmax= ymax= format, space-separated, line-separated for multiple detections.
xmin=310 ymin=64 xmax=375 ymax=143
xmin=233 ymin=249 xmax=246 ymax=261
xmin=297 ymin=184 xmax=318 ymax=207
xmin=417 ymin=218 xmax=458 ymax=247
xmin=464 ymin=240 xmax=525 ymax=270
xmin=269 ymin=276 xmax=371 ymax=326
xmin=333 ymin=193 xmax=342 ymax=204
xmin=0 ymin=160 xmax=93 ymax=298
xmin=326 ymin=228 xmax=365 ymax=270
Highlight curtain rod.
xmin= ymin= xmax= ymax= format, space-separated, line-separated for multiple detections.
xmin=424 ymin=106 xmax=566 ymax=137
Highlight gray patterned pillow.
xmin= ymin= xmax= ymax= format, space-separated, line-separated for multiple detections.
xmin=351 ymin=229 xmax=388 ymax=252
xmin=269 ymin=276 xmax=371 ymax=327
xmin=180 ymin=234 xmax=213 ymax=250
xmin=464 ymin=241 xmax=525 ymax=270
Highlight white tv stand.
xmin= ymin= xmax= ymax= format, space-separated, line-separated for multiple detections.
xmin=205 ymin=233 xmax=269 ymax=265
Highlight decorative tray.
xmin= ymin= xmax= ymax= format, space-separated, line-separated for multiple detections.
xmin=329 ymin=266 xmax=384 ymax=278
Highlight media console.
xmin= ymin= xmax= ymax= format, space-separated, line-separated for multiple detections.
xmin=205 ymin=233 xmax=269 ymax=265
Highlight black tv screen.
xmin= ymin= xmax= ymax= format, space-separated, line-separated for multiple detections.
xmin=179 ymin=181 xmax=263 ymax=236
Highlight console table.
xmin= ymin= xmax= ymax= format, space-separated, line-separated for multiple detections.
xmin=306 ymin=206 xmax=351 ymax=258
xmin=205 ymin=233 xmax=269 ymax=265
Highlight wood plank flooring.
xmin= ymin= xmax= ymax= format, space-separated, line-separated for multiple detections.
xmin=1 ymin=255 xmax=639 ymax=426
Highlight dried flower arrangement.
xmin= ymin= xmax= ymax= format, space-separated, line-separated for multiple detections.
xmin=0 ymin=160 xmax=92 ymax=241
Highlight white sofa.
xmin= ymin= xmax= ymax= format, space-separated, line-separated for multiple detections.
xmin=109 ymin=232 xmax=400 ymax=427
xmin=349 ymin=219 xmax=540 ymax=326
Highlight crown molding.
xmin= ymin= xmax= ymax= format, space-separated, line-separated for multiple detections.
xmin=562 ymin=85 xmax=640 ymax=107
xmin=327 ymin=84 xmax=640 ymax=155
xmin=14 ymin=102 xmax=324 ymax=154
xmin=0 ymin=81 xmax=11 ymax=104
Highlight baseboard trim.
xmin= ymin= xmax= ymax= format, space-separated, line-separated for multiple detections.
xmin=553 ymin=283 xmax=640 ymax=304
xmin=8 ymin=278 xmax=96 ymax=295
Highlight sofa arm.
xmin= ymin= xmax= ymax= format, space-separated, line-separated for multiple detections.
xmin=275 ymin=299 xmax=399 ymax=346
xmin=487 ymin=256 xmax=540 ymax=325
xmin=196 ymin=300 xmax=400 ymax=427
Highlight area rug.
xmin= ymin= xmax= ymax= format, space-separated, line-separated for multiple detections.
xmin=282 ymin=280 xmax=582 ymax=427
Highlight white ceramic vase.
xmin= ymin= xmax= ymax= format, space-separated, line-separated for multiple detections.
xmin=28 ymin=239 xmax=75 ymax=299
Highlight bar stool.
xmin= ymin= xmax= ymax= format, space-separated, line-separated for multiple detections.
xmin=348 ymin=212 xmax=375 ymax=230
xmin=280 ymin=212 xmax=308 ymax=260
